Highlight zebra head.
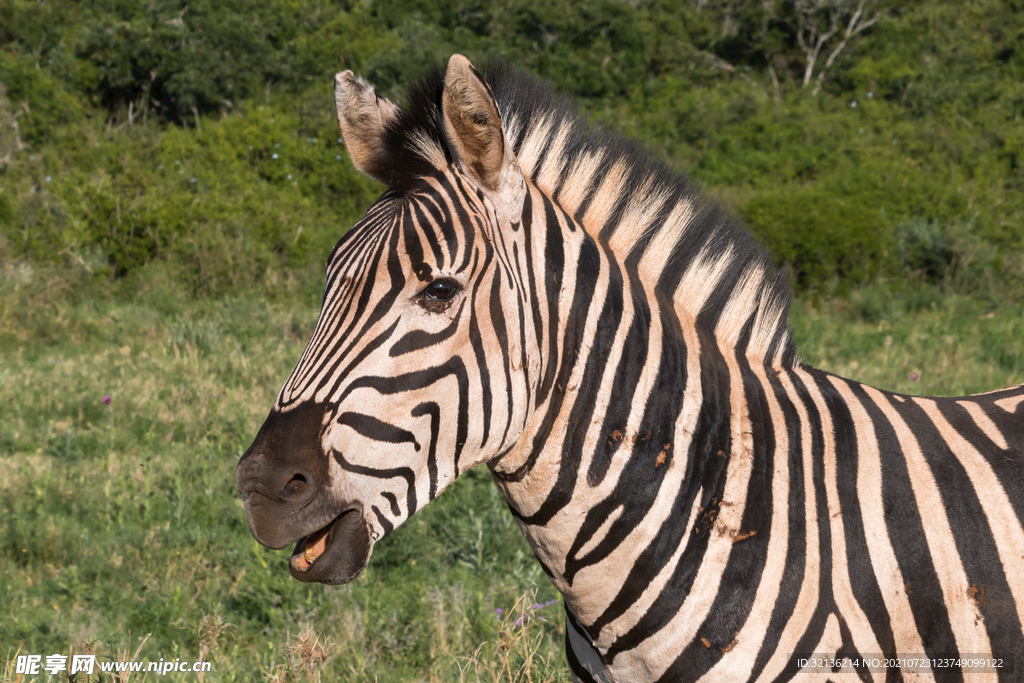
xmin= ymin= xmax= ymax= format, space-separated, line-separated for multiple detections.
xmin=236 ymin=56 xmax=542 ymax=584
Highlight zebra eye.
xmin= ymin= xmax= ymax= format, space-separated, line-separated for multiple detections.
xmin=424 ymin=279 xmax=459 ymax=302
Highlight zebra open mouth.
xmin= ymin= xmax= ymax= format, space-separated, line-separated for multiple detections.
xmin=287 ymin=508 xmax=372 ymax=585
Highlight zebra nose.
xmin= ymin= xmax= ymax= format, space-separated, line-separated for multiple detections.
xmin=236 ymin=403 xmax=329 ymax=507
xmin=282 ymin=473 xmax=307 ymax=498
xmin=237 ymin=443 xmax=323 ymax=507
xmin=275 ymin=466 xmax=316 ymax=503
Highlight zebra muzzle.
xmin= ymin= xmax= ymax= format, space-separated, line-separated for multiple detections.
xmin=288 ymin=508 xmax=372 ymax=585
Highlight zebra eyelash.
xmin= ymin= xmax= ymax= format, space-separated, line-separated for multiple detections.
xmin=417 ymin=278 xmax=461 ymax=313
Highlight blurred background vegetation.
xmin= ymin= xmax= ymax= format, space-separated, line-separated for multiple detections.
xmin=2 ymin=0 xmax=1023 ymax=680
xmin=2 ymin=0 xmax=1023 ymax=301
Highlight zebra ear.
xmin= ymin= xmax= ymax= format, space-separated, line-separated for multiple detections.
xmin=441 ymin=54 xmax=520 ymax=196
xmin=334 ymin=71 xmax=400 ymax=185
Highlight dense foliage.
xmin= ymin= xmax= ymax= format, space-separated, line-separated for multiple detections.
xmin=2 ymin=0 xmax=1022 ymax=301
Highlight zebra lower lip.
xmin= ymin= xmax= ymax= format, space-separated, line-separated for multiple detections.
xmin=287 ymin=508 xmax=371 ymax=584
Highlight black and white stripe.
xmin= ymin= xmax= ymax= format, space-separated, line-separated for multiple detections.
xmin=238 ymin=55 xmax=1024 ymax=682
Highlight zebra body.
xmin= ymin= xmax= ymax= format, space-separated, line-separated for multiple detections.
xmin=236 ymin=55 xmax=1024 ymax=681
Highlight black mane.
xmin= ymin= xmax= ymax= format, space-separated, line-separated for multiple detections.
xmin=377 ymin=58 xmax=796 ymax=366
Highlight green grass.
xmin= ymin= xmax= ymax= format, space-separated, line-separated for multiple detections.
xmin=1 ymin=266 xmax=1022 ymax=682
xmin=0 ymin=265 xmax=568 ymax=682
xmin=792 ymin=289 xmax=1024 ymax=395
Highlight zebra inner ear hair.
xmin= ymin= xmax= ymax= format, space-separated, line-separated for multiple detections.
xmin=334 ymin=70 xmax=401 ymax=185
xmin=441 ymin=54 xmax=506 ymax=191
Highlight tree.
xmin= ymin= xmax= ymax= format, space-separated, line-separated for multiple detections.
xmin=795 ymin=0 xmax=881 ymax=94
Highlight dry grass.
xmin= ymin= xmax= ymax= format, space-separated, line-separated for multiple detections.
xmin=449 ymin=590 xmax=568 ymax=683
xmin=196 ymin=612 xmax=231 ymax=683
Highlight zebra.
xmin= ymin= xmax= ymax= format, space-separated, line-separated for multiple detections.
xmin=235 ymin=54 xmax=1024 ymax=682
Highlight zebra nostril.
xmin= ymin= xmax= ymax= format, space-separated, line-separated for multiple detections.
xmin=281 ymin=473 xmax=309 ymax=499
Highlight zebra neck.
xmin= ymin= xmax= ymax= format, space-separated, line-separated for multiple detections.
xmin=492 ymin=349 xmax=782 ymax=657
xmin=488 ymin=235 xmax=768 ymax=634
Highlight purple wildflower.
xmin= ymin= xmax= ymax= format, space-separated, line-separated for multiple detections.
xmin=910 ymin=373 xmax=919 ymax=381
xmin=103 ymin=396 xmax=112 ymax=404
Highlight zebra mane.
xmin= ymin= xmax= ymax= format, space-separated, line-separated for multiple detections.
xmin=382 ymin=59 xmax=796 ymax=367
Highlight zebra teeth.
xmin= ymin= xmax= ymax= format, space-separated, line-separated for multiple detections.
xmin=292 ymin=525 xmax=331 ymax=571
xmin=289 ymin=507 xmax=364 ymax=574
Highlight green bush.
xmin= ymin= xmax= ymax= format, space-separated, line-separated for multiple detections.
xmin=0 ymin=51 xmax=87 ymax=146
xmin=1 ymin=0 xmax=1022 ymax=303
xmin=1 ymin=97 xmax=380 ymax=294
xmin=742 ymin=183 xmax=892 ymax=292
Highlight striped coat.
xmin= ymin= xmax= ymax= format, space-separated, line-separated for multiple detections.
xmin=236 ymin=55 xmax=1024 ymax=681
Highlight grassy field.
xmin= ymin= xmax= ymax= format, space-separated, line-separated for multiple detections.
xmin=0 ymin=264 xmax=570 ymax=683
xmin=1 ymin=263 xmax=1022 ymax=681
